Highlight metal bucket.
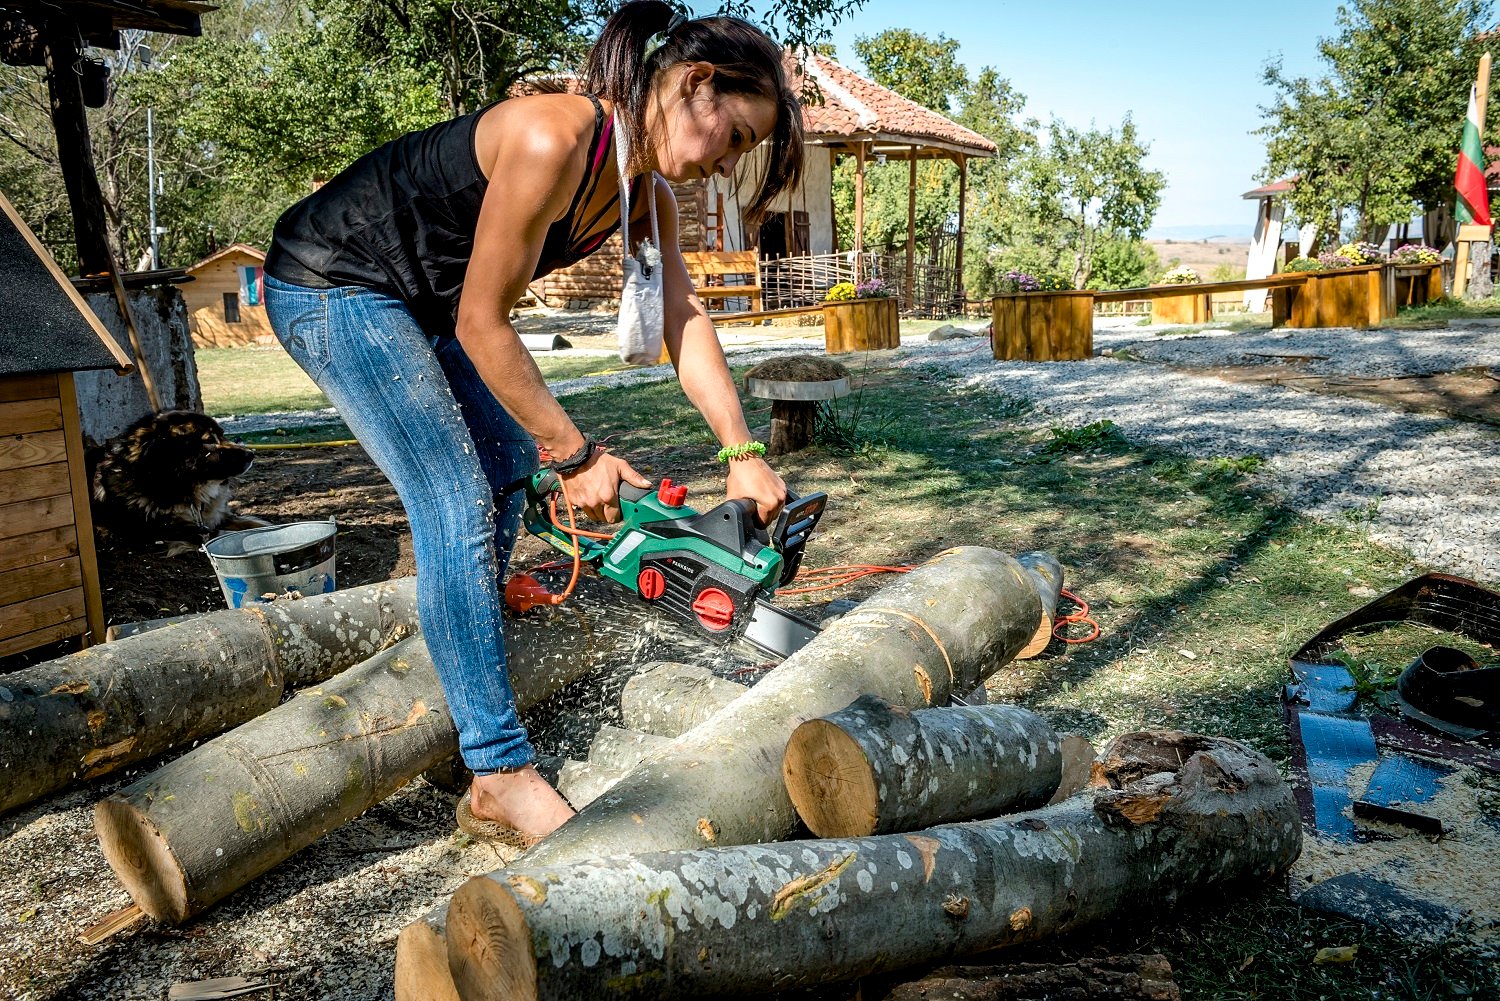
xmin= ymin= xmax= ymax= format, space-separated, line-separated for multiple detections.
xmin=203 ymin=521 xmax=338 ymax=608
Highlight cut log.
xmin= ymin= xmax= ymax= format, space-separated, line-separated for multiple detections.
xmin=0 ymin=578 xmax=420 ymax=815
xmin=445 ymin=731 xmax=1300 ymax=1000
xmin=501 ymin=546 xmax=1041 ymax=866
xmin=872 ymin=954 xmax=1181 ymax=1001
xmin=587 ymin=725 xmax=671 ymax=772
xmin=556 ymin=759 xmax=629 ymax=809
xmin=1014 ymin=552 xmax=1063 ymax=660
xmin=618 ymin=661 xmax=748 ymax=737
xmin=782 ymin=696 xmax=1063 ymax=837
xmin=399 ymin=547 xmax=1047 ymax=994
xmin=93 ymin=582 xmax=645 ymax=924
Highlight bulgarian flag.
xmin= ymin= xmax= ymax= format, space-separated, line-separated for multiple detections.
xmin=1455 ymin=82 xmax=1492 ymax=226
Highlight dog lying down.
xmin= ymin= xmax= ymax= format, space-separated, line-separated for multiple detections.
xmin=89 ymin=410 xmax=271 ymax=556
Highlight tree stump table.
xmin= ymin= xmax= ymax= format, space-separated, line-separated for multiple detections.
xmin=744 ymin=356 xmax=850 ymax=456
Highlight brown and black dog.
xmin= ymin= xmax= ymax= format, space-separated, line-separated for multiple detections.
xmin=89 ymin=410 xmax=271 ymax=555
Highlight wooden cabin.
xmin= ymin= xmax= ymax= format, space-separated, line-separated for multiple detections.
xmin=0 ymin=191 xmax=130 ymax=660
xmin=184 ymin=243 xmax=274 ymax=348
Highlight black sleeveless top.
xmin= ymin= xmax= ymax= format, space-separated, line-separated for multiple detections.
xmin=265 ymin=94 xmax=640 ymax=337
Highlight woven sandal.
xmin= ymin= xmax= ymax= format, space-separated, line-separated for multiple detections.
xmin=455 ymin=791 xmax=544 ymax=851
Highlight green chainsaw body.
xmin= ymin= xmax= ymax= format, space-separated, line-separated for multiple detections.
xmin=519 ymin=471 xmax=826 ymax=640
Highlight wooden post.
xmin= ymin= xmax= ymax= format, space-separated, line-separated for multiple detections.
xmin=906 ymin=146 xmax=918 ymax=305
xmin=955 ymin=154 xmax=968 ymax=310
xmin=39 ymin=20 xmax=112 ymax=277
xmin=853 ymin=142 xmax=866 ymax=258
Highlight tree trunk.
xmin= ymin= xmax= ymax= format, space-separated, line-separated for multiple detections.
xmin=871 ymin=954 xmax=1181 ymax=1001
xmin=782 ymin=696 xmax=1063 ymax=837
xmin=587 ymin=725 xmax=671 ymax=772
xmin=619 ymin=662 xmax=748 ymax=737
xmin=398 ymin=548 xmax=1047 ymax=996
xmin=444 ymin=731 xmax=1300 ymax=1001
xmin=556 ymin=759 xmax=629 ymax=810
xmin=0 ymin=578 xmax=420 ymax=816
xmin=93 ymin=583 xmax=646 ymax=924
xmin=1014 ymin=553 xmax=1062 ymax=660
xmin=768 ymin=400 xmax=817 ymax=456
xmin=504 ymin=547 xmax=1041 ymax=867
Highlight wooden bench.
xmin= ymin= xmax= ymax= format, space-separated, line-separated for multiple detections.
xmin=683 ymin=250 xmax=762 ymax=313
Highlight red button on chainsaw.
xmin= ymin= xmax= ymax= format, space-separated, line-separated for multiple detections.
xmin=657 ymin=478 xmax=688 ymax=507
xmin=637 ymin=567 xmax=666 ymax=601
xmin=691 ymin=588 xmax=736 ymax=632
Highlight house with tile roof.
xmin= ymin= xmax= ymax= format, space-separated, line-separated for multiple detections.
xmin=525 ymin=51 xmax=998 ymax=313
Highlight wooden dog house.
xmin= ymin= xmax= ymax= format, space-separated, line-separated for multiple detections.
xmin=0 ymin=191 xmax=130 ymax=659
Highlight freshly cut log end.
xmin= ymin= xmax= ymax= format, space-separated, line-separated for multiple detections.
xmin=93 ymin=798 xmax=189 ymax=923
xmin=447 ymin=878 xmax=537 ymax=1001
xmin=395 ymin=918 xmax=461 ymax=1001
xmin=1015 ymin=552 xmax=1063 ymax=661
xmin=780 ymin=718 xmax=878 ymax=838
xmin=783 ymin=696 xmax=1063 ymax=838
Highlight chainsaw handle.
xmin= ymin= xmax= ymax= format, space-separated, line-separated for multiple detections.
xmin=618 ymin=482 xmax=654 ymax=503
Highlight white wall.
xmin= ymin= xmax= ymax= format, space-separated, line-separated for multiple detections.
xmin=706 ymin=145 xmax=833 ymax=254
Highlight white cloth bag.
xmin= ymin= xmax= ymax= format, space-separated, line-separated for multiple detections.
xmin=614 ymin=113 xmax=665 ymax=365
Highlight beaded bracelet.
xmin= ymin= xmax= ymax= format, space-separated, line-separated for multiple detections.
xmin=715 ymin=441 xmax=767 ymax=463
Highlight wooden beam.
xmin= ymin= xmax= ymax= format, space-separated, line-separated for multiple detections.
xmin=40 ymin=19 xmax=112 ymax=277
xmin=853 ymin=142 xmax=866 ymax=256
xmin=906 ymin=145 xmax=917 ymax=305
xmin=58 ymin=372 xmax=103 ymax=648
xmin=955 ymin=154 xmax=968 ymax=307
xmin=1093 ymin=273 xmax=1309 ymax=303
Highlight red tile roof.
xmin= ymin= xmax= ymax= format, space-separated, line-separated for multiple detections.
xmin=790 ymin=51 xmax=998 ymax=157
xmin=1242 ymin=179 xmax=1294 ymax=199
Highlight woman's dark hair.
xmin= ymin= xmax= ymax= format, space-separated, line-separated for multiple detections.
xmin=586 ymin=0 xmax=803 ymax=226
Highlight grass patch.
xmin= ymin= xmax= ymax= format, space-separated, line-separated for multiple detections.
xmin=195 ymin=344 xmax=642 ymax=417
xmin=546 ymin=356 xmax=1493 ymax=997
xmin=196 ymin=346 xmax=329 ymax=416
xmin=1383 ymin=295 xmax=1500 ymax=329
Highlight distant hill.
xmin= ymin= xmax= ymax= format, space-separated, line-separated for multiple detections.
xmin=1144 ymin=224 xmax=1253 ymax=242
xmin=1148 ymin=239 xmax=1249 ymax=280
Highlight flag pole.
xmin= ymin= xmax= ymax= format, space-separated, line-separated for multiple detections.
xmin=1456 ymin=51 xmax=1492 ymax=299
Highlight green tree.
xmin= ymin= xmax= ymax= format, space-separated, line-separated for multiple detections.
xmin=1257 ymin=0 xmax=1493 ymax=241
xmin=1025 ymin=116 xmax=1164 ymax=288
xmin=851 ymin=29 xmax=967 ymax=113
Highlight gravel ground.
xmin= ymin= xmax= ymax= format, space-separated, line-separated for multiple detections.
xmin=1095 ymin=320 xmax=1500 ymax=379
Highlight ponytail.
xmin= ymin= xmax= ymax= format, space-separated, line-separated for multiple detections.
xmin=585 ymin=1 xmax=803 ymax=227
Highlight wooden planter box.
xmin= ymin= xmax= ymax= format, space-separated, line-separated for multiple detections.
xmin=1391 ymin=262 xmax=1445 ymax=309
xmin=822 ymin=297 xmax=899 ymax=353
xmin=1270 ymin=264 xmax=1386 ymax=330
xmin=1150 ymin=289 xmax=1210 ymax=324
xmin=991 ymin=291 xmax=1094 ymax=361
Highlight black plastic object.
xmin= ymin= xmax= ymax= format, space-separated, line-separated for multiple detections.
xmin=1394 ymin=646 xmax=1499 ymax=743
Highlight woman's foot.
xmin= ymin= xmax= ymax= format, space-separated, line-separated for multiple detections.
xmin=462 ymin=765 xmax=575 ymax=845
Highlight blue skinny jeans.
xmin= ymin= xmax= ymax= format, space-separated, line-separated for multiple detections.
xmin=264 ymin=275 xmax=538 ymax=773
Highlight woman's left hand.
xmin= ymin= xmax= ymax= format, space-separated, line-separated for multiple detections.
xmin=726 ymin=456 xmax=787 ymax=527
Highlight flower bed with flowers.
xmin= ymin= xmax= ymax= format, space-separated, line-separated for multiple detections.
xmin=995 ymin=269 xmax=1072 ymax=293
xmin=1390 ymin=243 xmax=1443 ymax=266
xmin=825 ymin=277 xmax=895 ymax=302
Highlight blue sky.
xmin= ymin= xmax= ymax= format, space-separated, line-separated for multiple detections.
xmin=824 ymin=0 xmax=1348 ymax=238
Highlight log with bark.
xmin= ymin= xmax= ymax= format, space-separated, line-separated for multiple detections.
xmin=93 ymin=580 xmax=649 ymax=924
xmin=587 ymin=725 xmax=671 ymax=772
xmin=444 ymin=731 xmax=1299 ymax=1000
xmin=399 ymin=547 xmax=1051 ymax=996
xmin=782 ymin=696 xmax=1063 ymax=837
xmin=618 ymin=661 xmax=748 ymax=737
xmin=1014 ymin=552 xmax=1063 ymax=660
xmin=0 ymin=579 xmax=420 ymax=815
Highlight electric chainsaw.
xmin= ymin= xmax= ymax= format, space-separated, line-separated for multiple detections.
xmin=513 ymin=470 xmax=828 ymax=658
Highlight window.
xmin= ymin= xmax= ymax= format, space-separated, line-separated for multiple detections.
xmin=223 ymin=291 xmax=241 ymax=323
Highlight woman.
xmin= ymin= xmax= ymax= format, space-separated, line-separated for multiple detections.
xmin=263 ymin=1 xmax=802 ymax=845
